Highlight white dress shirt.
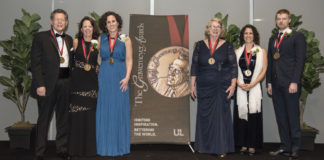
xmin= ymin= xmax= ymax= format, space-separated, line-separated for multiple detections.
xmin=53 ymin=29 xmax=69 ymax=67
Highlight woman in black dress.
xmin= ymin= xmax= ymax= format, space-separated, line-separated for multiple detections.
xmin=190 ymin=18 xmax=237 ymax=157
xmin=68 ymin=16 xmax=99 ymax=157
xmin=233 ymin=24 xmax=267 ymax=156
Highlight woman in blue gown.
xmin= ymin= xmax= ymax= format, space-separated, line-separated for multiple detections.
xmin=190 ymin=18 xmax=237 ymax=157
xmin=96 ymin=11 xmax=133 ymax=157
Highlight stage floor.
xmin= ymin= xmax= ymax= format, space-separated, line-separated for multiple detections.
xmin=0 ymin=141 xmax=322 ymax=160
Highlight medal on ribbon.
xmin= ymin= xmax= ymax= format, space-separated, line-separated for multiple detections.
xmin=60 ymin=57 xmax=65 ymax=63
xmin=208 ymin=38 xmax=219 ymax=65
xmin=273 ymin=48 xmax=280 ymax=60
xmin=108 ymin=32 xmax=118 ymax=64
xmin=51 ymin=29 xmax=65 ymax=64
xmin=81 ymin=39 xmax=93 ymax=71
xmin=244 ymin=45 xmax=253 ymax=77
xmin=274 ymin=32 xmax=286 ymax=60
xmin=147 ymin=15 xmax=190 ymax=98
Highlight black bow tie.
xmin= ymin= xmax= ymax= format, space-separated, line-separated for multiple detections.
xmin=55 ymin=33 xmax=65 ymax=38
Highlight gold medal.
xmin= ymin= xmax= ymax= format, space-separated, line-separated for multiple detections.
xmin=244 ymin=69 xmax=252 ymax=77
xmin=60 ymin=57 xmax=65 ymax=63
xmin=84 ymin=64 xmax=91 ymax=71
xmin=208 ymin=57 xmax=215 ymax=65
xmin=109 ymin=57 xmax=114 ymax=64
xmin=273 ymin=52 xmax=280 ymax=60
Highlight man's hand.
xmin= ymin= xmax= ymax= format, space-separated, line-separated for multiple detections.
xmin=289 ymin=83 xmax=298 ymax=93
xmin=37 ymin=86 xmax=46 ymax=96
xmin=267 ymin=84 xmax=272 ymax=96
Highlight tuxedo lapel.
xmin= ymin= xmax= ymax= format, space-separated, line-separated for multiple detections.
xmin=278 ymin=31 xmax=293 ymax=51
xmin=48 ymin=31 xmax=60 ymax=55
xmin=65 ymin=37 xmax=71 ymax=52
xmin=271 ymin=36 xmax=276 ymax=54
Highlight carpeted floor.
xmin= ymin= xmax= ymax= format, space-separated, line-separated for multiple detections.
xmin=0 ymin=141 xmax=322 ymax=160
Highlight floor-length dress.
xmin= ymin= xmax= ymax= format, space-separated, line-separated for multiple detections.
xmin=69 ymin=38 xmax=98 ymax=156
xmin=191 ymin=40 xmax=237 ymax=154
xmin=96 ymin=33 xmax=130 ymax=156
xmin=233 ymin=52 xmax=263 ymax=148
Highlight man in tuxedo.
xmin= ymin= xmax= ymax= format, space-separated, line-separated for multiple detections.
xmin=266 ymin=9 xmax=306 ymax=159
xmin=31 ymin=9 xmax=73 ymax=160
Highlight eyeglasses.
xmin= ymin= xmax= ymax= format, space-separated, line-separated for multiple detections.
xmin=52 ymin=18 xmax=66 ymax=22
xmin=210 ymin=25 xmax=221 ymax=29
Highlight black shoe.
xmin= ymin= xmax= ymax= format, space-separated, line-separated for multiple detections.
xmin=58 ymin=152 xmax=71 ymax=160
xmin=34 ymin=156 xmax=44 ymax=160
xmin=269 ymin=149 xmax=290 ymax=157
xmin=290 ymin=152 xmax=299 ymax=159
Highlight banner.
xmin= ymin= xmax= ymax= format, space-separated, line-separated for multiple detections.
xmin=129 ymin=14 xmax=190 ymax=144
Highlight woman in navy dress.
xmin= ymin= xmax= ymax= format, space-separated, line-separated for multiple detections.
xmin=233 ymin=24 xmax=267 ymax=156
xmin=190 ymin=18 xmax=237 ymax=157
xmin=69 ymin=16 xmax=99 ymax=157
xmin=96 ymin=11 xmax=133 ymax=156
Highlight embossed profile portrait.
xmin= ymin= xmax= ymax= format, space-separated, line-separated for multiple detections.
xmin=147 ymin=46 xmax=190 ymax=98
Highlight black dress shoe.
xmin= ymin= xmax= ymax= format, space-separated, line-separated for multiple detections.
xmin=269 ymin=149 xmax=290 ymax=157
xmin=34 ymin=156 xmax=44 ymax=160
xmin=290 ymin=152 xmax=299 ymax=159
xmin=58 ymin=153 xmax=71 ymax=160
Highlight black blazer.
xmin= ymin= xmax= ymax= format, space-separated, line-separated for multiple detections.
xmin=30 ymin=30 xmax=73 ymax=97
xmin=266 ymin=31 xmax=306 ymax=86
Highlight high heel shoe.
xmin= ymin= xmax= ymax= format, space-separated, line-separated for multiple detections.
xmin=248 ymin=148 xmax=255 ymax=156
xmin=219 ymin=154 xmax=226 ymax=158
xmin=240 ymin=147 xmax=248 ymax=155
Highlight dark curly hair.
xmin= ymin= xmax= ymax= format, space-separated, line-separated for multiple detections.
xmin=99 ymin=11 xmax=123 ymax=33
xmin=76 ymin=16 xmax=99 ymax=39
xmin=239 ymin=24 xmax=260 ymax=46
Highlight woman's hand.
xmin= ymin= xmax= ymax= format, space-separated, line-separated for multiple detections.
xmin=190 ymin=85 xmax=197 ymax=100
xmin=240 ymin=83 xmax=253 ymax=91
xmin=226 ymin=85 xmax=235 ymax=99
xmin=120 ymin=77 xmax=130 ymax=92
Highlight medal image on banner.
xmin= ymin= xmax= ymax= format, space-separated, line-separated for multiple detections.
xmin=208 ymin=57 xmax=215 ymax=65
xmin=244 ymin=69 xmax=252 ymax=77
xmin=147 ymin=46 xmax=190 ymax=98
xmin=84 ymin=63 xmax=91 ymax=71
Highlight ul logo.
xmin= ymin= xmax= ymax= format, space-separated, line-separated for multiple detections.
xmin=173 ymin=129 xmax=184 ymax=136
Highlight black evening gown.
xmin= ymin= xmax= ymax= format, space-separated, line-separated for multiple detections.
xmin=233 ymin=52 xmax=263 ymax=149
xmin=68 ymin=38 xmax=98 ymax=156
xmin=191 ymin=40 xmax=238 ymax=154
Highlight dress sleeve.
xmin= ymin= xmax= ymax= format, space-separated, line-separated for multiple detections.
xmin=227 ymin=42 xmax=238 ymax=79
xmin=190 ymin=41 xmax=200 ymax=76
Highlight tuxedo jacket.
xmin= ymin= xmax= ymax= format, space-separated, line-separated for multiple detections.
xmin=30 ymin=30 xmax=73 ymax=97
xmin=266 ymin=31 xmax=306 ymax=87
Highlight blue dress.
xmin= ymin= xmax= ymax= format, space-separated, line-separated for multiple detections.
xmin=191 ymin=40 xmax=237 ymax=154
xmin=96 ymin=33 xmax=130 ymax=156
